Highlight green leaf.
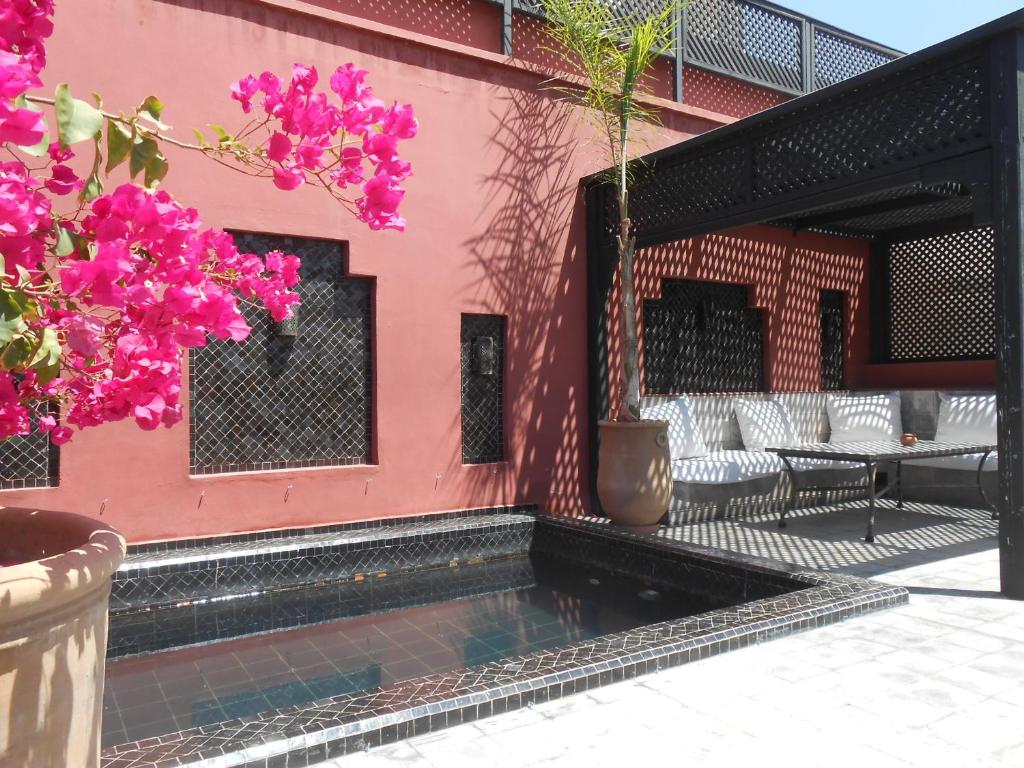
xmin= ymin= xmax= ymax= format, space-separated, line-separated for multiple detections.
xmin=1 ymin=336 xmax=33 ymax=369
xmin=143 ymin=150 xmax=168 ymax=188
xmin=81 ymin=134 xmax=104 ymax=202
xmin=0 ymin=314 xmax=26 ymax=345
xmin=0 ymin=286 xmax=29 ymax=320
xmin=53 ymin=224 xmax=76 ymax=256
xmin=13 ymin=96 xmax=49 ymax=157
xmin=54 ymin=83 xmax=104 ymax=147
xmin=137 ymin=95 xmax=167 ymax=130
xmin=128 ymin=136 xmax=168 ymax=188
xmin=191 ymin=127 xmax=208 ymax=148
xmin=208 ymin=123 xmax=230 ymax=143
xmin=105 ymin=120 xmax=132 ymax=174
xmin=29 ymin=326 xmax=61 ymax=370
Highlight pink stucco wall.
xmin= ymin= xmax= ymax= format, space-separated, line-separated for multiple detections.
xmin=4 ymin=0 xmax=736 ymax=542
xmin=5 ymin=0 xmax=959 ymax=543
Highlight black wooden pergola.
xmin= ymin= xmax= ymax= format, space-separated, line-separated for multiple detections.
xmin=584 ymin=10 xmax=1024 ymax=597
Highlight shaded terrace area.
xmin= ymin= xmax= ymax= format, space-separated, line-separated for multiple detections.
xmin=584 ymin=9 xmax=1024 ymax=596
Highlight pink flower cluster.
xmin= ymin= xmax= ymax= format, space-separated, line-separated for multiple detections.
xmin=0 ymin=0 xmax=51 ymax=149
xmin=0 ymin=0 xmax=413 ymax=446
xmin=232 ymin=62 xmax=417 ymax=231
xmin=0 ymin=183 xmax=301 ymax=441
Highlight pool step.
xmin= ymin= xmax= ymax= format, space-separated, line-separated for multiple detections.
xmin=111 ymin=508 xmax=535 ymax=612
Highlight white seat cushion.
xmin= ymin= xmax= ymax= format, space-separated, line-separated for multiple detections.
xmin=903 ymin=452 xmax=998 ymax=472
xmin=827 ymin=393 xmax=902 ymax=442
xmin=934 ymin=393 xmax=997 ymax=445
xmin=641 ymin=396 xmax=708 ymax=460
xmin=733 ymin=398 xmax=798 ymax=452
xmin=672 ymin=450 xmax=861 ymax=484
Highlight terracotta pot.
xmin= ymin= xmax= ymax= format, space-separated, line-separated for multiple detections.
xmin=900 ymin=433 xmax=919 ymax=446
xmin=0 ymin=508 xmax=125 ymax=768
xmin=596 ymin=419 xmax=672 ymax=526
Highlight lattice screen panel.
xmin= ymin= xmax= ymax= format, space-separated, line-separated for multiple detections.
xmin=630 ymin=145 xmax=748 ymax=238
xmin=622 ymin=55 xmax=985 ymax=244
xmin=643 ymin=279 xmax=764 ymax=393
xmin=461 ymin=314 xmax=505 ymax=464
xmin=752 ymin=56 xmax=986 ymax=199
xmin=190 ymin=234 xmax=373 ymax=474
xmin=820 ymin=290 xmax=844 ymax=390
xmin=885 ymin=227 xmax=994 ymax=362
xmin=685 ymin=0 xmax=802 ymax=92
xmin=814 ymin=29 xmax=897 ymax=90
xmin=0 ymin=406 xmax=58 ymax=489
xmin=514 ymin=0 xmax=671 ymax=25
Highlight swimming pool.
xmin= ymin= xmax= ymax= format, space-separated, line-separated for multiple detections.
xmin=101 ymin=512 xmax=906 ymax=768
xmin=103 ymin=550 xmax=726 ymax=747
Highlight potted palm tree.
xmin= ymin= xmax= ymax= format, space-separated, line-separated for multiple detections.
xmin=542 ymin=0 xmax=684 ymax=525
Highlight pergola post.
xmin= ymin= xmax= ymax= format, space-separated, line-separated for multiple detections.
xmin=991 ymin=29 xmax=1024 ymax=598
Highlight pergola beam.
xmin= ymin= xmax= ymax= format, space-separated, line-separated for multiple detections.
xmin=783 ymin=192 xmax=963 ymax=230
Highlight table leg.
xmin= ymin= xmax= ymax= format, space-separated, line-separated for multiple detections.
xmin=896 ymin=460 xmax=903 ymax=509
xmin=865 ymin=461 xmax=878 ymax=543
xmin=778 ymin=455 xmax=798 ymax=529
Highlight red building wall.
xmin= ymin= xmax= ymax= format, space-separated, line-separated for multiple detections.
xmin=632 ymin=227 xmax=872 ymax=395
xmin=3 ymin=0 xmax=989 ymax=542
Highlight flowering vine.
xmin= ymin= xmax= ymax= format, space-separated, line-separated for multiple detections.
xmin=0 ymin=0 xmax=416 ymax=444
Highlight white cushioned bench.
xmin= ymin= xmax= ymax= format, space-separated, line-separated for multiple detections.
xmin=641 ymin=389 xmax=998 ymax=524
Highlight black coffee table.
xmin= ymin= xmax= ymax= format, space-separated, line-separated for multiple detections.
xmin=768 ymin=440 xmax=997 ymax=542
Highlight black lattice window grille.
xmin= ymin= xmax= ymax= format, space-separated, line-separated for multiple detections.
xmin=880 ymin=227 xmax=994 ymax=363
xmin=461 ymin=314 xmax=505 ymax=464
xmin=820 ymin=289 xmax=844 ymax=391
xmin=814 ymin=28 xmax=897 ymax=90
xmin=0 ymin=401 xmax=58 ymax=489
xmin=685 ymin=0 xmax=802 ymax=93
xmin=642 ymin=279 xmax=764 ymax=394
xmin=190 ymin=234 xmax=373 ymax=474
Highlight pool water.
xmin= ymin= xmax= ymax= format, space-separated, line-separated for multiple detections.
xmin=102 ymin=552 xmax=725 ymax=747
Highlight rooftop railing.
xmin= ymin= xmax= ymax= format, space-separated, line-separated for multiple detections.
xmin=497 ymin=0 xmax=903 ymax=100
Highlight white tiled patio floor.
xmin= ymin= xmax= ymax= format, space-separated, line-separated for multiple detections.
xmin=319 ymin=500 xmax=1024 ymax=768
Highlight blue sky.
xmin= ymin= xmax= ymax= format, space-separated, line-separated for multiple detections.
xmin=777 ymin=1 xmax=1024 ymax=53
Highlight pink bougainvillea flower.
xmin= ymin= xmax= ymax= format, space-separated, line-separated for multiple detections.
xmin=230 ymin=73 xmax=259 ymax=113
xmin=272 ymin=164 xmax=304 ymax=191
xmin=44 ymin=163 xmax=80 ymax=195
xmin=63 ymin=314 xmax=106 ymax=356
xmin=0 ymin=97 xmax=46 ymax=145
xmin=266 ymin=131 xmax=291 ymax=163
xmin=356 ymin=171 xmax=406 ymax=232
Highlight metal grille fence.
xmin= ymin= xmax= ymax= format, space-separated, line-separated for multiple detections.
xmin=685 ymin=0 xmax=802 ymax=93
xmin=820 ymin=289 xmax=844 ymax=390
xmin=814 ymin=28 xmax=896 ymax=90
xmin=0 ymin=404 xmax=58 ymax=489
xmin=643 ymin=279 xmax=764 ymax=393
xmin=190 ymin=234 xmax=373 ymax=474
xmin=883 ymin=227 xmax=995 ymax=363
xmin=501 ymin=0 xmax=899 ymax=97
xmin=461 ymin=314 xmax=505 ymax=464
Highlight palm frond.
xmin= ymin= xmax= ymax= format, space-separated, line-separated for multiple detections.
xmin=540 ymin=0 xmax=686 ymax=203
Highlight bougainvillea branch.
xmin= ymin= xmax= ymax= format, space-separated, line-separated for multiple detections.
xmin=0 ymin=0 xmax=416 ymax=444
